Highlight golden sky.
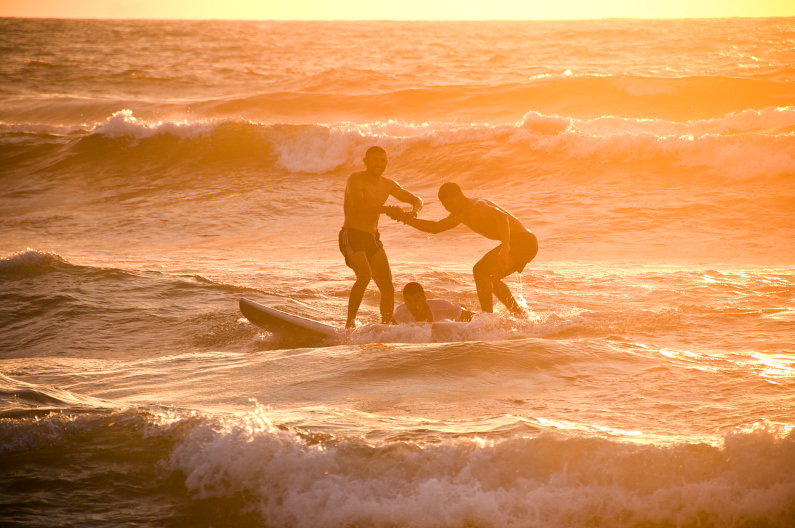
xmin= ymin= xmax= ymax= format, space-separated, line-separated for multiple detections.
xmin=0 ymin=0 xmax=793 ymax=20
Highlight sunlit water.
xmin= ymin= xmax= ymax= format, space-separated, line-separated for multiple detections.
xmin=1 ymin=17 xmax=794 ymax=528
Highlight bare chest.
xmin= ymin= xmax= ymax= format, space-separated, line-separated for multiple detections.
xmin=359 ymin=179 xmax=391 ymax=205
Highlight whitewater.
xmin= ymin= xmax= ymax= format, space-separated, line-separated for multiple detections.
xmin=1 ymin=16 xmax=795 ymax=528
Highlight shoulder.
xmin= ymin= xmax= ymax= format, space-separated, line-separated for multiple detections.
xmin=427 ymin=299 xmax=463 ymax=320
xmin=346 ymin=171 xmax=369 ymax=192
xmin=471 ymin=198 xmax=498 ymax=211
xmin=394 ymin=304 xmax=413 ymax=323
xmin=470 ymin=199 xmax=505 ymax=218
xmin=382 ymin=177 xmax=401 ymax=190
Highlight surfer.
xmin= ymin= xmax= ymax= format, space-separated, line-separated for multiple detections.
xmin=393 ymin=182 xmax=537 ymax=315
xmin=340 ymin=146 xmax=423 ymax=328
xmin=394 ymin=282 xmax=474 ymax=324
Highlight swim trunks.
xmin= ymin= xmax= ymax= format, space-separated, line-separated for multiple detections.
xmin=509 ymin=231 xmax=538 ymax=273
xmin=339 ymin=227 xmax=384 ymax=267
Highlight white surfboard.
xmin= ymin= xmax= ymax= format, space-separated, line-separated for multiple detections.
xmin=239 ymin=298 xmax=339 ymax=341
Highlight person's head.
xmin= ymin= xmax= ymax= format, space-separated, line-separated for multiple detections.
xmin=402 ymin=281 xmax=427 ymax=317
xmin=363 ymin=146 xmax=387 ymax=177
xmin=438 ymin=182 xmax=468 ymax=215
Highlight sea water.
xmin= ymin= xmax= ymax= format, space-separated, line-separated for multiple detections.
xmin=1 ymin=17 xmax=794 ymax=527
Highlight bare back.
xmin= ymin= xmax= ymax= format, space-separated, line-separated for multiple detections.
xmin=461 ymin=199 xmax=530 ymax=241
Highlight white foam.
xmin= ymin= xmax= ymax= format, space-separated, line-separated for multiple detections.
xmin=346 ymin=311 xmax=551 ymax=345
xmin=267 ymin=120 xmax=498 ymax=174
xmin=90 ymin=109 xmax=216 ymax=140
xmin=519 ymin=106 xmax=795 ymax=138
xmin=168 ymin=408 xmax=795 ymax=528
xmin=269 ymin=109 xmax=795 ymax=177
xmin=697 ymin=106 xmax=795 ymax=135
xmin=512 ymin=108 xmax=795 ymax=179
xmin=0 ymin=248 xmax=64 ymax=271
xmin=267 ymin=124 xmax=365 ymax=174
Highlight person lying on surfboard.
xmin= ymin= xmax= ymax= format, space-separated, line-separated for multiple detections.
xmin=390 ymin=182 xmax=537 ymax=315
xmin=394 ymin=282 xmax=474 ymax=324
xmin=340 ymin=146 xmax=423 ymax=328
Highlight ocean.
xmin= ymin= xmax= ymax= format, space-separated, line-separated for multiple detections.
xmin=1 ymin=16 xmax=794 ymax=527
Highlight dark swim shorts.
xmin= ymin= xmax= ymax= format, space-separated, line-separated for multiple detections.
xmin=509 ymin=231 xmax=538 ymax=273
xmin=339 ymin=227 xmax=384 ymax=267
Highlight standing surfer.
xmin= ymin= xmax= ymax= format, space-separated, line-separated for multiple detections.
xmin=339 ymin=146 xmax=423 ymax=328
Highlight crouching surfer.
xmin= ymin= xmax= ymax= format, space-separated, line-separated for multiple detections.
xmin=390 ymin=182 xmax=537 ymax=315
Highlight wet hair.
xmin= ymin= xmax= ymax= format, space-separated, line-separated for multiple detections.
xmin=403 ymin=281 xmax=425 ymax=297
xmin=438 ymin=182 xmax=463 ymax=200
xmin=365 ymin=146 xmax=386 ymax=158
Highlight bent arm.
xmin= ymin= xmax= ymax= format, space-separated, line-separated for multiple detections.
xmin=389 ymin=180 xmax=423 ymax=215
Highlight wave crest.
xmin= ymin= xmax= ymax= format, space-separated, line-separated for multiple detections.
xmin=0 ymin=249 xmax=67 ymax=274
xmin=90 ymin=109 xmax=217 ymax=140
xmin=3 ymin=106 xmax=794 ymax=179
xmin=169 ymin=406 xmax=795 ymax=528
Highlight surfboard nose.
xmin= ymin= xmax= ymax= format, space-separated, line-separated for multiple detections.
xmin=239 ymin=298 xmax=339 ymax=349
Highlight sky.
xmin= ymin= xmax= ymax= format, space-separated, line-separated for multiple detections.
xmin=0 ymin=0 xmax=793 ymax=20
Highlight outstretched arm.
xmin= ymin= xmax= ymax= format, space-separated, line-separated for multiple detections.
xmin=399 ymin=213 xmax=461 ymax=234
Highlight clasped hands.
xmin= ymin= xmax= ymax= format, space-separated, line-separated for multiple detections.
xmin=384 ymin=205 xmax=416 ymax=223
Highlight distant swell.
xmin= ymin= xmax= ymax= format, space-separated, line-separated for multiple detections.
xmin=208 ymin=75 xmax=795 ymax=122
xmin=2 ymin=75 xmax=794 ymax=125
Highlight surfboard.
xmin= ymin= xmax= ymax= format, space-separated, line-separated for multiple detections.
xmin=239 ymin=298 xmax=339 ymax=341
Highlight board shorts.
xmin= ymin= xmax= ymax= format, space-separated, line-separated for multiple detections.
xmin=339 ymin=227 xmax=384 ymax=267
xmin=509 ymin=231 xmax=538 ymax=273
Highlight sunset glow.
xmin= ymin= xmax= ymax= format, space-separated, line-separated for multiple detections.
xmin=1 ymin=0 xmax=793 ymax=20
xmin=3 ymin=0 xmax=795 ymax=522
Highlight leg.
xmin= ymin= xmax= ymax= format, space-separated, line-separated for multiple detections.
xmin=473 ymin=246 xmax=523 ymax=314
xmin=496 ymin=232 xmax=537 ymax=314
xmin=492 ymin=277 xmax=523 ymax=315
xmin=345 ymin=251 xmax=372 ymax=328
xmin=472 ymin=247 xmax=502 ymax=312
xmin=368 ymin=247 xmax=395 ymax=324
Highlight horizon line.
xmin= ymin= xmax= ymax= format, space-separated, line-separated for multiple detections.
xmin=2 ymin=14 xmax=794 ymax=22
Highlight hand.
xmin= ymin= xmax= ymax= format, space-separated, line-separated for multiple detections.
xmin=384 ymin=206 xmax=408 ymax=222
